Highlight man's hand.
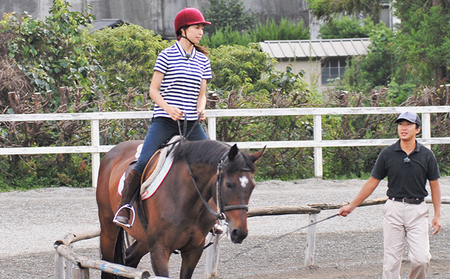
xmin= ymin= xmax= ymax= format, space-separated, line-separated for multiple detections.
xmin=432 ymin=215 xmax=441 ymax=235
xmin=338 ymin=203 xmax=355 ymax=217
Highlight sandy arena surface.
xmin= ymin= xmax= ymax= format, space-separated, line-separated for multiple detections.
xmin=1 ymin=177 xmax=449 ymax=278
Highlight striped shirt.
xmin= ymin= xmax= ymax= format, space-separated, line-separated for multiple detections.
xmin=153 ymin=42 xmax=212 ymax=120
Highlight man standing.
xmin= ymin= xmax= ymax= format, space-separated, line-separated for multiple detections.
xmin=339 ymin=111 xmax=441 ymax=279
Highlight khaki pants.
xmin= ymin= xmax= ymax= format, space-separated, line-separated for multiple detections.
xmin=382 ymin=199 xmax=430 ymax=279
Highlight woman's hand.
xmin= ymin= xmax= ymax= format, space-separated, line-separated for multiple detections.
xmin=166 ymin=106 xmax=183 ymax=121
xmin=197 ymin=109 xmax=206 ymax=121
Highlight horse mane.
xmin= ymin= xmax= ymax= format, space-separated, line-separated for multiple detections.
xmin=173 ymin=139 xmax=256 ymax=174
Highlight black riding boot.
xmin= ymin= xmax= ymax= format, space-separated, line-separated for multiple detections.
xmin=113 ymin=169 xmax=142 ymax=228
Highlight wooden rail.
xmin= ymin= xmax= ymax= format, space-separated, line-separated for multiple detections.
xmin=204 ymin=197 xmax=449 ymax=277
xmin=55 ymin=198 xmax=448 ymax=278
xmin=2 ymin=106 xmax=450 ymax=187
xmin=54 ymin=229 xmax=159 ymax=279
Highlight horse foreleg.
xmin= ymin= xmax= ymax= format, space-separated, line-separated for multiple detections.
xmin=99 ymin=221 xmax=122 ymax=279
xmin=125 ymin=240 xmax=148 ymax=268
xmin=149 ymin=247 xmax=172 ymax=278
xmin=180 ymin=250 xmax=204 ymax=279
xmin=99 ymin=219 xmax=122 ymax=263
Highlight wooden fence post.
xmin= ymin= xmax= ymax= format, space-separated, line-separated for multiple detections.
xmin=66 ymin=256 xmax=74 ymax=278
xmin=304 ymin=213 xmax=318 ymax=267
xmin=73 ymin=265 xmax=90 ymax=279
xmin=204 ymin=233 xmax=220 ymax=279
xmin=55 ymin=250 xmax=65 ymax=279
xmin=313 ymin=115 xmax=323 ymax=179
xmin=91 ymin=119 xmax=100 ymax=188
xmin=422 ymin=112 xmax=431 ymax=149
xmin=207 ymin=117 xmax=216 ymax=140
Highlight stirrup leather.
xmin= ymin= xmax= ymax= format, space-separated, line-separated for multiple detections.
xmin=113 ymin=204 xmax=136 ymax=228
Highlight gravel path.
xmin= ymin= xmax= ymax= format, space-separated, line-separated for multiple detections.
xmin=1 ymin=177 xmax=449 ymax=278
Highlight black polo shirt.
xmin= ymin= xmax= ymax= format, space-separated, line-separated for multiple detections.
xmin=371 ymin=139 xmax=440 ymax=199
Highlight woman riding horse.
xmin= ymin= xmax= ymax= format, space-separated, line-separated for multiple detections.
xmin=96 ymin=139 xmax=265 ymax=278
xmin=114 ymin=7 xmax=213 ymax=228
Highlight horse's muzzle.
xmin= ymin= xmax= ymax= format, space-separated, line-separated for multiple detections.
xmin=230 ymin=228 xmax=248 ymax=244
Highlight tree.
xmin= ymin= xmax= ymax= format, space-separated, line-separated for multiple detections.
xmin=319 ymin=16 xmax=373 ymax=39
xmin=309 ymin=0 xmax=450 ymax=88
xmin=342 ymin=22 xmax=397 ymax=94
xmin=306 ymin=0 xmax=385 ymax=24
xmin=1 ymin=0 xmax=96 ymax=95
xmin=203 ymin=0 xmax=258 ymax=34
xmin=87 ymin=25 xmax=172 ymax=112
xmin=393 ymin=1 xmax=450 ymax=87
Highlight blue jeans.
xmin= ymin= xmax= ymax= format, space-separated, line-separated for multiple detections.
xmin=133 ymin=117 xmax=208 ymax=173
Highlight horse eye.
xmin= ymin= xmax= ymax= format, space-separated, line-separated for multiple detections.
xmin=225 ymin=182 xmax=233 ymax=189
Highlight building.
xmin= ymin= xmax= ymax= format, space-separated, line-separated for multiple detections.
xmin=2 ymin=0 xmax=311 ymax=40
xmin=259 ymin=38 xmax=370 ymax=88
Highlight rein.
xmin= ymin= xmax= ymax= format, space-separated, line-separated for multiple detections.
xmin=186 ymin=153 xmax=225 ymax=221
xmin=173 ymin=114 xmax=249 ymax=255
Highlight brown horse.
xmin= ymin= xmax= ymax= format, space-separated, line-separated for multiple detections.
xmin=96 ymin=139 xmax=265 ymax=278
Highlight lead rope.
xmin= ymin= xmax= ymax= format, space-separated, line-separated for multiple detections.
xmin=227 ymin=213 xmax=340 ymax=262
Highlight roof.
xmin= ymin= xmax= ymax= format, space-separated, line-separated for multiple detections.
xmin=259 ymin=38 xmax=371 ymax=59
xmin=91 ymin=19 xmax=127 ymax=31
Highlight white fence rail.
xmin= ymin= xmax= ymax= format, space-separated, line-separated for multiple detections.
xmin=2 ymin=106 xmax=450 ymax=187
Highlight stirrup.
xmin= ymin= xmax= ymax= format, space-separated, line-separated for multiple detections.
xmin=113 ymin=204 xmax=136 ymax=229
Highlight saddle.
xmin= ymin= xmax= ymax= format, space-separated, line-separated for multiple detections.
xmin=120 ymin=136 xmax=182 ymax=198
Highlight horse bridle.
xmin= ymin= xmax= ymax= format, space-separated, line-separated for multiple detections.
xmin=177 ymin=113 xmax=249 ymax=220
xmin=187 ymin=149 xmax=250 ymax=221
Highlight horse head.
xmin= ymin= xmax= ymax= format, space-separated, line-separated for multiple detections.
xmin=219 ymin=144 xmax=265 ymax=243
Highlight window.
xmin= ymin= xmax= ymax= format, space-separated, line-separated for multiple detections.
xmin=321 ymin=58 xmax=347 ymax=85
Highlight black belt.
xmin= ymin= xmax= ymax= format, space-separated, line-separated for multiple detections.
xmin=389 ymin=197 xmax=424 ymax=204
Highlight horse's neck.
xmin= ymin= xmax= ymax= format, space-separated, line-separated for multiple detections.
xmin=188 ymin=163 xmax=217 ymax=199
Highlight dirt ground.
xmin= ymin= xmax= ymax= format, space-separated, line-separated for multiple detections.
xmin=1 ymin=177 xmax=449 ymax=279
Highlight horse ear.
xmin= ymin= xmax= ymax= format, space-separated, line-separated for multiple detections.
xmin=228 ymin=144 xmax=239 ymax=161
xmin=250 ymin=146 xmax=266 ymax=163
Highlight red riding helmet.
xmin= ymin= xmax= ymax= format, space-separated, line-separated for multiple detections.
xmin=174 ymin=7 xmax=211 ymax=34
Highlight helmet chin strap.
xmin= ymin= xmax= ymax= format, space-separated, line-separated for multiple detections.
xmin=180 ymin=34 xmax=196 ymax=46
xmin=180 ymin=26 xmax=197 ymax=47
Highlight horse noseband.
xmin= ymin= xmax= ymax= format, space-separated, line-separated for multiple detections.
xmin=222 ymin=204 xmax=249 ymax=212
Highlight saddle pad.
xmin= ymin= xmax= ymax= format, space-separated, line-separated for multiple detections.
xmin=140 ymin=135 xmax=182 ymax=193
xmin=117 ymin=152 xmax=174 ymax=200
xmin=141 ymin=152 xmax=174 ymax=200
